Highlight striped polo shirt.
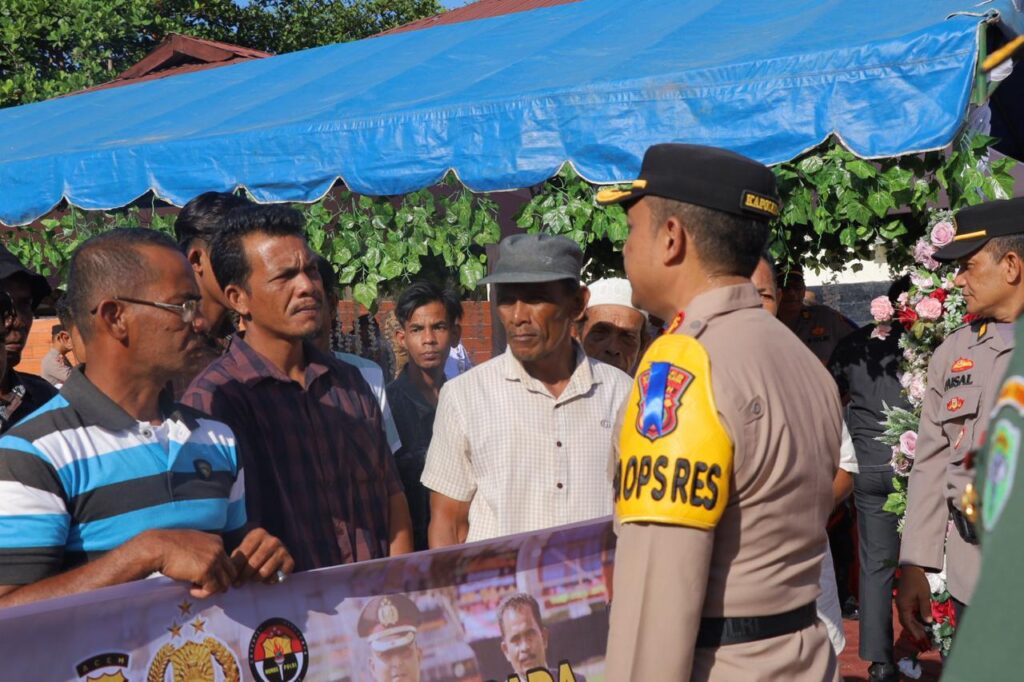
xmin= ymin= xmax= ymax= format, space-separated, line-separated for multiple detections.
xmin=0 ymin=369 xmax=245 ymax=585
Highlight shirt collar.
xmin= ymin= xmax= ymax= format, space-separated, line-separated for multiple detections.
xmin=60 ymin=367 xmax=196 ymax=431
xmin=969 ymin=319 xmax=1015 ymax=353
xmin=227 ymin=335 xmax=332 ymax=387
xmin=393 ymin=365 xmax=445 ymax=410
xmin=678 ymin=283 xmax=763 ymax=337
xmin=502 ymin=341 xmax=596 ymax=400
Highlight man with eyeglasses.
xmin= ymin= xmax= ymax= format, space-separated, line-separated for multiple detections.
xmin=0 ymin=228 xmax=293 ymax=607
xmin=184 ymin=204 xmax=413 ymax=571
xmin=0 ymin=245 xmax=56 ymax=433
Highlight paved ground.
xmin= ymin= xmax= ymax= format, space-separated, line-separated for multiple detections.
xmin=839 ymin=605 xmax=943 ymax=681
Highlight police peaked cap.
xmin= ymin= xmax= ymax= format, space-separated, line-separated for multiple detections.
xmin=596 ymin=143 xmax=781 ymax=222
xmin=934 ymin=197 xmax=1024 ymax=262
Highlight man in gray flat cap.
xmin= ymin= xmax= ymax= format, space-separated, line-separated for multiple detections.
xmin=423 ymin=234 xmax=633 ymax=546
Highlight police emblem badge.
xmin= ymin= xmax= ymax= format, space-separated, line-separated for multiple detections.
xmin=148 ymin=608 xmax=240 ymax=682
xmin=951 ymin=357 xmax=974 ymax=373
xmin=983 ymin=419 xmax=1019 ymax=532
xmin=947 ymin=397 xmax=965 ymax=412
xmin=635 ymin=362 xmax=694 ymax=441
xmin=248 ymin=618 xmax=309 ymax=682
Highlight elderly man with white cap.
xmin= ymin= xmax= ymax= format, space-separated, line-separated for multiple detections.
xmin=578 ymin=278 xmax=648 ymax=375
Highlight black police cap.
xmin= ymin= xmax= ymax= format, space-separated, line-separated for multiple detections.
xmin=596 ymin=143 xmax=781 ymax=222
xmin=934 ymin=197 xmax=1024 ymax=262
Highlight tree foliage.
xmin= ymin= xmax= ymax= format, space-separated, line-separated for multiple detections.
xmin=0 ymin=0 xmax=441 ymax=108
xmin=515 ymin=134 xmax=1015 ymax=275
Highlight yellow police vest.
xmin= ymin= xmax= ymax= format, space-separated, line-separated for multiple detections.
xmin=615 ymin=333 xmax=733 ymax=530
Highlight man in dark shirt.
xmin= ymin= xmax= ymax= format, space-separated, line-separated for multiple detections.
xmin=828 ymin=277 xmax=911 ymax=682
xmin=183 ymin=204 xmax=412 ymax=571
xmin=386 ymin=281 xmax=462 ymax=551
xmin=0 ymin=246 xmax=56 ymax=433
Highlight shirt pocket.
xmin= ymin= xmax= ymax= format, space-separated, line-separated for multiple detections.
xmin=938 ymin=385 xmax=981 ymax=465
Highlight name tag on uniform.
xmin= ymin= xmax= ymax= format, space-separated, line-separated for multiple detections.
xmin=614 ymin=334 xmax=733 ymax=530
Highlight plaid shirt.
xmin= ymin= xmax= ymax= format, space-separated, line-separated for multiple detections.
xmin=182 ymin=336 xmax=403 ymax=570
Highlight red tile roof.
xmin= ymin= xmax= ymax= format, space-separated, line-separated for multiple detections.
xmin=380 ymin=0 xmax=580 ymax=36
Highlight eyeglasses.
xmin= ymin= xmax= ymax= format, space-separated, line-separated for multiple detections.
xmin=92 ymin=296 xmax=200 ymax=324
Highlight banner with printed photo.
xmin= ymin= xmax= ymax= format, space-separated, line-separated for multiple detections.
xmin=0 ymin=517 xmax=616 ymax=681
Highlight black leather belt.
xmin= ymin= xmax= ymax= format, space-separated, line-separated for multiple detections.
xmin=696 ymin=602 xmax=818 ymax=648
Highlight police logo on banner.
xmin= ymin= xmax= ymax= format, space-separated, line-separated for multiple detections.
xmin=75 ymin=652 xmax=130 ymax=682
xmin=635 ymin=362 xmax=694 ymax=441
xmin=983 ymin=419 xmax=1020 ymax=532
xmin=149 ymin=606 xmax=240 ymax=682
xmin=249 ymin=618 xmax=309 ymax=682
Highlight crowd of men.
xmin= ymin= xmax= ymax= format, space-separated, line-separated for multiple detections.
xmin=0 ymin=140 xmax=1019 ymax=681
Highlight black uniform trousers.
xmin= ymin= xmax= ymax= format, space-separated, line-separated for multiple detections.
xmin=854 ymin=469 xmax=901 ymax=663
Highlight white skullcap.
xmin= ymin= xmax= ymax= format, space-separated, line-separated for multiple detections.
xmin=586 ymin=278 xmax=641 ymax=312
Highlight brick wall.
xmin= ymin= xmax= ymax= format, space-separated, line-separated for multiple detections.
xmin=15 ymin=304 xmax=496 ymax=378
xmin=336 ymin=299 xmax=493 ymax=367
xmin=16 ymin=316 xmax=58 ymax=377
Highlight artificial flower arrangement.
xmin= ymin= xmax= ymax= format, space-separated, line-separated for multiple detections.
xmin=870 ymin=210 xmax=965 ymax=658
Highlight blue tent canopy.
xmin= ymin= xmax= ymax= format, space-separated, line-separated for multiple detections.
xmin=0 ymin=0 xmax=1020 ymax=226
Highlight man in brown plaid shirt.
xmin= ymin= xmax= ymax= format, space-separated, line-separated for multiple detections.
xmin=184 ymin=204 xmax=413 ymax=571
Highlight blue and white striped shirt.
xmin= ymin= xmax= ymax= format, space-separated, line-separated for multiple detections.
xmin=0 ymin=369 xmax=245 ymax=585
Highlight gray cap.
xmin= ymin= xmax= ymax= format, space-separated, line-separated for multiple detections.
xmin=479 ymin=234 xmax=583 ymax=285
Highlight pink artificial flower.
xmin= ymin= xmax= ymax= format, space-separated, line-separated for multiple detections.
xmin=897 ymin=291 xmax=910 ymax=307
xmin=915 ymin=296 xmax=943 ymax=320
xmin=914 ymin=240 xmax=940 ymax=270
xmin=891 ymin=447 xmax=912 ymax=476
xmin=908 ymin=374 xmax=927 ymax=403
xmin=910 ymin=270 xmax=933 ymax=289
xmin=931 ymin=221 xmax=955 ymax=247
xmin=899 ymin=430 xmax=918 ymax=459
xmin=871 ymin=324 xmax=892 ymax=341
xmin=870 ymin=296 xmax=895 ymax=322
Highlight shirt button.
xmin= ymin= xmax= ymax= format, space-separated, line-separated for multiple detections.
xmin=142 ymin=429 xmax=153 ymax=438
xmin=556 ymin=441 xmax=563 ymax=447
xmin=556 ymin=482 xmax=564 ymax=489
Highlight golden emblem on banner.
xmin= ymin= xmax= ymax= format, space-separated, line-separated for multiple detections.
xmin=147 ymin=639 xmax=240 ymax=682
xmin=148 ymin=607 xmax=240 ymax=682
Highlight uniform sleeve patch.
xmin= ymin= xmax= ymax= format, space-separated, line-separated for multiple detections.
xmin=636 ymin=363 xmax=694 ymax=441
xmin=983 ymin=418 xmax=1018 ymax=531
xmin=995 ymin=376 xmax=1024 ymax=414
xmin=615 ymin=334 xmax=733 ymax=531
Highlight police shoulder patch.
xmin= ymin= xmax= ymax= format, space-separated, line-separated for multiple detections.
xmin=615 ymin=334 xmax=733 ymax=530
xmin=983 ymin=417 xmax=1019 ymax=532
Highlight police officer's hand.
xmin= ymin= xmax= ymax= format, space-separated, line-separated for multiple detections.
xmin=229 ymin=527 xmax=294 ymax=586
xmin=141 ymin=529 xmax=238 ymax=599
xmin=896 ymin=564 xmax=933 ymax=644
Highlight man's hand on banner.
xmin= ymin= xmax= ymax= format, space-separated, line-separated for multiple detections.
xmin=228 ymin=528 xmax=294 ymax=586
xmin=146 ymin=529 xmax=239 ymax=599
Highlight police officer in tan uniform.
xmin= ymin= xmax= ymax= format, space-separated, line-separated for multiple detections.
xmin=599 ymin=143 xmax=842 ymax=681
xmin=778 ymin=267 xmax=856 ymax=364
xmin=897 ymin=197 xmax=1024 ymax=642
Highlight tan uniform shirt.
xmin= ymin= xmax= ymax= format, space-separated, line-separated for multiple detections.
xmin=787 ymin=304 xmax=856 ymax=364
xmin=900 ymin=320 xmax=1013 ymax=603
xmin=606 ymin=284 xmax=841 ymax=682
xmin=422 ymin=344 xmax=632 ymax=542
